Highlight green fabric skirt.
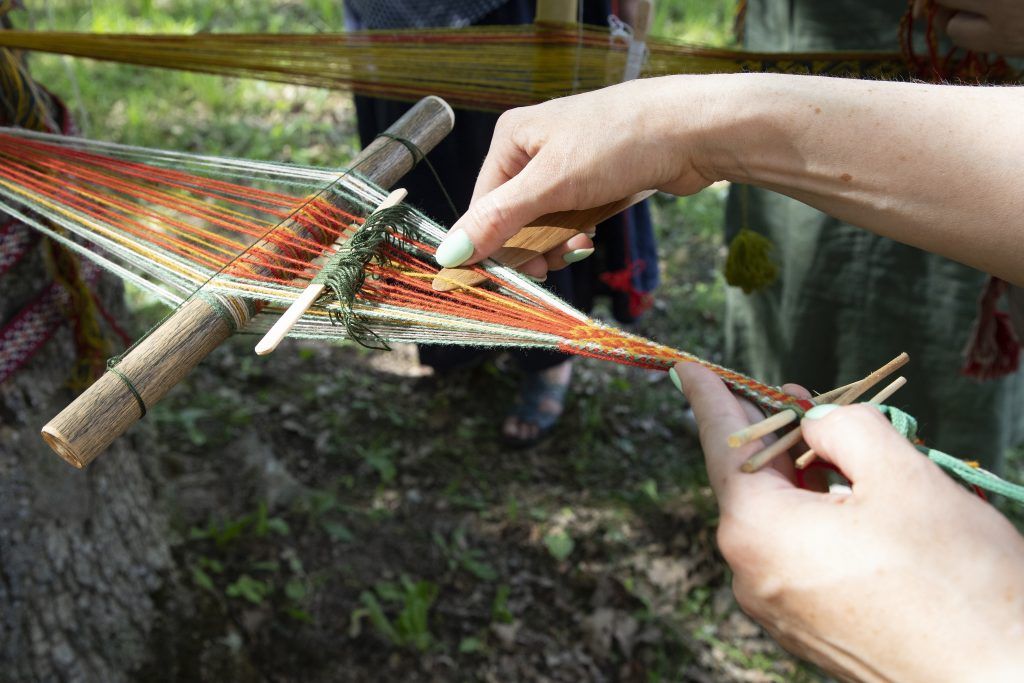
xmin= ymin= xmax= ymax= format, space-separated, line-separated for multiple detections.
xmin=726 ymin=0 xmax=1024 ymax=468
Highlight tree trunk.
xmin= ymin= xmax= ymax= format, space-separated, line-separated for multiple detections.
xmin=0 ymin=242 xmax=173 ymax=682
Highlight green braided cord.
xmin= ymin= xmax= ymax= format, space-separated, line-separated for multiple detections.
xmin=106 ymin=363 xmax=147 ymax=419
xmin=921 ymin=447 xmax=1024 ymax=503
xmin=878 ymin=405 xmax=1024 ymax=503
xmin=312 ymin=203 xmax=424 ymax=350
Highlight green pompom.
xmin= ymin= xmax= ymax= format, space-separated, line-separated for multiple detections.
xmin=724 ymin=228 xmax=778 ymax=294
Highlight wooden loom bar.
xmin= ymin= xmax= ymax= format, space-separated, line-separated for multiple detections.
xmin=41 ymin=96 xmax=455 ymax=469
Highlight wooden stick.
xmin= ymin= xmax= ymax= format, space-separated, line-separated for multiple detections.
xmin=431 ymin=191 xmax=654 ymax=292
xmin=740 ymin=353 xmax=909 ymax=473
xmin=865 ymin=375 xmax=907 ymax=405
xmin=41 ymin=97 xmax=454 ymax=469
xmin=254 ymin=188 xmax=407 ymax=356
xmin=726 ymin=378 xmax=859 ymax=449
xmin=812 ymin=380 xmax=859 ymax=405
xmin=794 ymin=375 xmax=908 ymax=469
xmin=727 ymin=410 xmax=798 ymax=448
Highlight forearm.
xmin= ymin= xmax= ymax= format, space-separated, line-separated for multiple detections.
xmin=684 ymin=74 xmax=1024 ymax=285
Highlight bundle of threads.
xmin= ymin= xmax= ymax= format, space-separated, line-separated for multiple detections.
xmin=3 ymin=128 xmax=1022 ymax=502
xmin=0 ymin=126 xmax=814 ymax=418
xmin=0 ymin=23 xmax=916 ymax=113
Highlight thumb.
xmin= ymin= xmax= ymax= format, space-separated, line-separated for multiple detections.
xmin=434 ymin=160 xmax=564 ymax=268
xmin=799 ymin=404 xmax=923 ymax=489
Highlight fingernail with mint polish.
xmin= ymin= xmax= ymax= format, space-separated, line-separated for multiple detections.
xmin=435 ymin=230 xmax=475 ymax=268
xmin=668 ymin=367 xmax=683 ymax=393
xmin=803 ymin=403 xmax=840 ymax=421
xmin=563 ymin=247 xmax=594 ymax=265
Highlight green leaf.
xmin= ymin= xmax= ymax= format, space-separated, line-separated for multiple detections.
xmin=458 ymin=636 xmax=484 ymax=653
xmin=321 ymin=519 xmax=354 ymax=542
xmin=287 ymin=607 xmax=313 ymax=623
xmin=285 ymin=578 xmax=308 ymax=602
xmin=462 ymin=553 xmax=498 ymax=582
xmin=491 ymin=585 xmax=513 ymax=624
xmin=191 ymin=567 xmax=215 ymax=592
xmin=266 ymin=517 xmax=290 ymax=536
xmin=225 ymin=575 xmax=270 ymax=604
xmin=543 ymin=530 xmax=575 ymax=561
xmin=250 ymin=560 xmax=280 ymax=573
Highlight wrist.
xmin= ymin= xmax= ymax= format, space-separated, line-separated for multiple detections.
xmin=682 ymin=73 xmax=788 ymax=186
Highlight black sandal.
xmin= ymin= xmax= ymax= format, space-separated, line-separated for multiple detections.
xmin=501 ymin=367 xmax=570 ymax=449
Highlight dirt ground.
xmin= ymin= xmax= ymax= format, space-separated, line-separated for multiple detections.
xmin=130 ymin=331 xmax=819 ymax=682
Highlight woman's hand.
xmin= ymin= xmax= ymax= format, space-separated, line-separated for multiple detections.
xmin=674 ymin=362 xmax=1024 ymax=682
xmin=434 ymin=77 xmax=719 ymax=275
xmin=915 ymin=0 xmax=1024 ymax=56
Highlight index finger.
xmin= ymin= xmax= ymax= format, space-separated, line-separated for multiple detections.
xmin=675 ymin=363 xmax=794 ymax=505
xmin=435 ymin=155 xmax=566 ymax=268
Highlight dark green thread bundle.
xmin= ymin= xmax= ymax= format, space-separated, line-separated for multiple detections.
xmin=311 ymin=204 xmax=424 ymax=350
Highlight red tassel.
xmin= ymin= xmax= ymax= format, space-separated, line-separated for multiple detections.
xmin=962 ymin=277 xmax=1021 ymax=380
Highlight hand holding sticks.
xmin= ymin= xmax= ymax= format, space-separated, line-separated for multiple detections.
xmin=736 ymin=352 xmax=910 ymax=474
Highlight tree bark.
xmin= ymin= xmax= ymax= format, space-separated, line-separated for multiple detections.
xmin=0 ymin=244 xmax=172 ymax=682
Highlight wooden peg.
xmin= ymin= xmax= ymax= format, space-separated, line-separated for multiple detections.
xmin=255 ymin=188 xmax=407 ymax=356
xmin=811 ymin=380 xmax=860 ymax=405
xmin=726 ymin=378 xmax=859 ymax=449
xmin=794 ymin=375 xmax=908 ymax=469
xmin=740 ymin=353 xmax=909 ymax=474
xmin=727 ymin=409 xmax=798 ymax=448
xmin=431 ymin=191 xmax=654 ymax=292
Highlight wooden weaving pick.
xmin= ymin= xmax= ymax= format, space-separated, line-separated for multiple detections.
xmin=431 ymin=190 xmax=655 ymax=292
xmin=255 ymin=188 xmax=408 ymax=356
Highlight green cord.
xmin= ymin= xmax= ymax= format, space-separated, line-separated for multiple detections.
xmin=878 ymin=405 xmax=1024 ymax=503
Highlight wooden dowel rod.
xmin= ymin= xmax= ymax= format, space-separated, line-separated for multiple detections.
xmin=254 ymin=188 xmax=407 ymax=356
xmin=41 ymin=97 xmax=454 ymax=469
xmin=739 ymin=426 xmax=804 ymax=474
xmin=812 ymin=380 xmax=859 ymax=405
xmin=727 ymin=377 xmax=860 ymax=448
xmin=866 ymin=375 xmax=907 ymax=405
xmin=828 ymin=352 xmax=909 ymax=406
xmin=727 ymin=410 xmax=798 ymax=448
xmin=795 ymin=375 xmax=908 ymax=469
xmin=740 ymin=353 xmax=909 ymax=474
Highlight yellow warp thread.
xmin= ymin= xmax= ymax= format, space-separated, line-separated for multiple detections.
xmin=0 ymin=25 xmax=909 ymax=112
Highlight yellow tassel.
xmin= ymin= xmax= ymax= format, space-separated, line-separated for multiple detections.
xmin=724 ymin=228 xmax=778 ymax=294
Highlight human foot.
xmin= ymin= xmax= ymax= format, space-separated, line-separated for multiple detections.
xmin=502 ymin=359 xmax=573 ymax=447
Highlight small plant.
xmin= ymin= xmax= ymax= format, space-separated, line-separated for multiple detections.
xmin=434 ymin=528 xmax=498 ymax=582
xmin=355 ymin=441 xmax=397 ymax=484
xmin=189 ymin=502 xmax=289 ymax=547
xmin=491 ymin=584 xmax=514 ymax=624
xmin=543 ymin=529 xmax=575 ymax=562
xmin=225 ymin=574 xmax=272 ymax=604
xmin=350 ymin=576 xmax=438 ymax=651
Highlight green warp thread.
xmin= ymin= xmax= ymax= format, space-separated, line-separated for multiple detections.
xmin=311 ymin=203 xmax=424 ymax=350
xmin=878 ymin=405 xmax=1024 ymax=503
